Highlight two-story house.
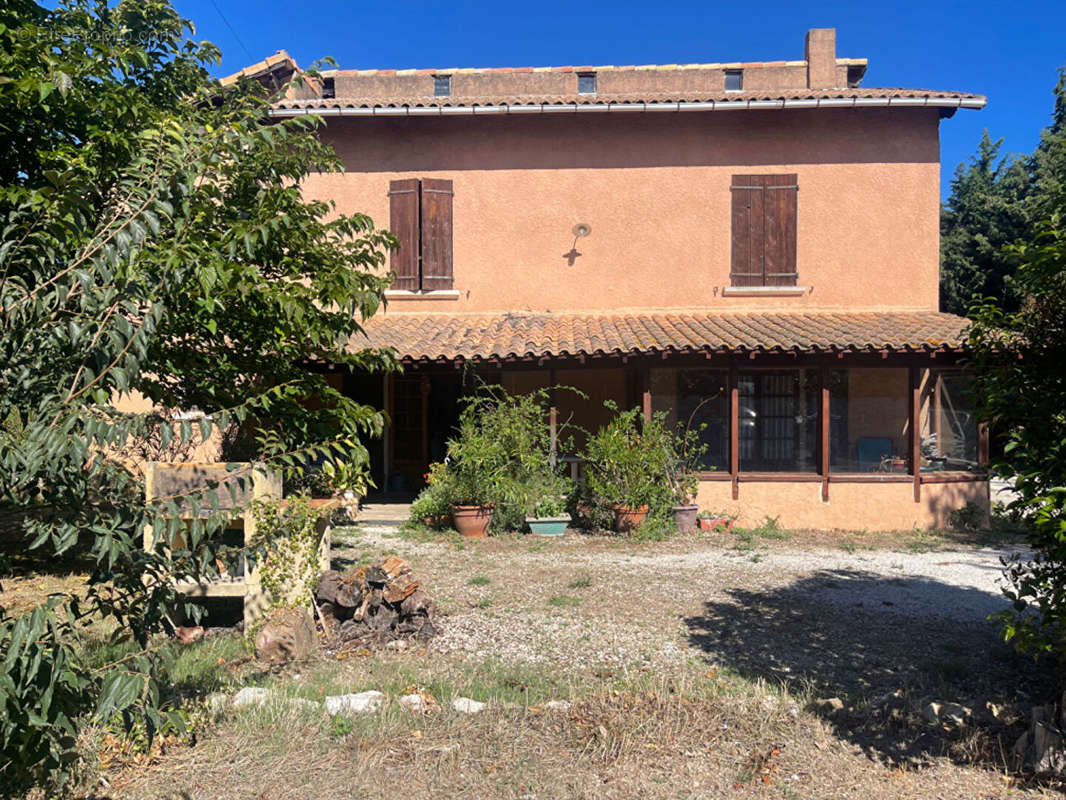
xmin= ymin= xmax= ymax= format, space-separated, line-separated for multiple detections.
xmin=229 ymin=28 xmax=988 ymax=530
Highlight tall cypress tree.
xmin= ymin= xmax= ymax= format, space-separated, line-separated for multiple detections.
xmin=939 ymin=131 xmax=1032 ymax=315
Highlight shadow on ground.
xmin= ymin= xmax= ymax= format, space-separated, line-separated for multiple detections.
xmin=684 ymin=569 xmax=1055 ymax=770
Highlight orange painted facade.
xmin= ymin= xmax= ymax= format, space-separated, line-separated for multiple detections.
xmin=303 ymin=107 xmax=942 ymax=314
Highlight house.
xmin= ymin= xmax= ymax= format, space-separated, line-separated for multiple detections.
xmin=235 ymin=28 xmax=989 ymax=530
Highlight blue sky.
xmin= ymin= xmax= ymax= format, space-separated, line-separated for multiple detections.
xmin=176 ymin=0 xmax=1064 ymax=198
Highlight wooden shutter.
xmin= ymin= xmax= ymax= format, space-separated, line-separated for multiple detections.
xmin=420 ymin=178 xmax=453 ymax=290
xmin=388 ymin=179 xmax=420 ymax=290
xmin=763 ymin=174 xmax=798 ymax=286
xmin=730 ymin=175 xmax=765 ymax=287
xmin=730 ymin=174 xmax=798 ymax=286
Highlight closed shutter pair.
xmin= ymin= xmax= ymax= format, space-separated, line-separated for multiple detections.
xmin=730 ymin=174 xmax=798 ymax=287
xmin=389 ymin=178 xmax=453 ymax=291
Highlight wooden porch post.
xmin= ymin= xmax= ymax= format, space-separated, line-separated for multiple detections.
xmin=819 ymin=365 xmax=830 ymax=502
xmin=978 ymin=422 xmax=990 ymax=468
xmin=909 ymin=365 xmax=921 ymax=503
xmin=419 ymin=374 xmax=430 ymax=473
xmin=641 ymin=365 xmax=652 ymax=422
xmin=549 ymin=367 xmax=558 ymax=468
xmin=729 ymin=366 xmax=739 ymax=500
xmin=383 ymin=373 xmax=392 ymax=487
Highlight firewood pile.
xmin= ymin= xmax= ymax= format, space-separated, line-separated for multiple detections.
xmin=314 ymin=556 xmax=435 ymax=645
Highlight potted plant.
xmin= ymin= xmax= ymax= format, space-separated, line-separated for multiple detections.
xmin=584 ymin=404 xmax=674 ymax=533
xmin=408 ymin=462 xmax=456 ymax=530
xmin=526 ymin=495 xmax=570 ymax=536
xmin=697 ymin=510 xmax=735 ymax=532
xmin=525 ymin=473 xmax=574 ymax=536
xmin=665 ymin=409 xmax=709 ymax=533
xmin=321 ymin=456 xmax=374 ymax=519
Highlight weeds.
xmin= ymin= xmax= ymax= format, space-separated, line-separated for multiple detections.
xmin=468 ymin=576 xmax=491 ymax=587
xmin=547 ymin=595 xmax=582 ymax=608
xmin=568 ymin=572 xmax=592 ymax=590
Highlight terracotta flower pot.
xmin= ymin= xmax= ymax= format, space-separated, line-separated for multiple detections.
xmin=612 ymin=504 xmax=649 ymax=533
xmin=451 ymin=504 xmax=493 ymax=538
xmin=671 ymin=504 xmax=699 ymax=533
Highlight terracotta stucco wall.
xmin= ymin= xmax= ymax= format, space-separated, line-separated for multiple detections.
xmin=696 ymin=479 xmax=989 ymax=531
xmin=302 ymin=107 xmax=942 ymax=314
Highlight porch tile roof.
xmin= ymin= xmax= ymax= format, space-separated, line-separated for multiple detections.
xmin=354 ymin=311 xmax=969 ymax=362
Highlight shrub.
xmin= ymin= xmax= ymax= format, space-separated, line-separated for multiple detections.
xmin=408 ymin=462 xmax=457 ymax=527
xmin=583 ymin=403 xmax=674 ymax=514
xmin=409 ymin=386 xmax=575 ymax=533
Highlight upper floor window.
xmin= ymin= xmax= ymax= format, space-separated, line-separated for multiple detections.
xmin=577 ymin=72 xmax=597 ymax=94
xmin=729 ymin=174 xmax=798 ymax=287
xmin=321 ymin=76 xmax=335 ymax=99
xmin=434 ymin=75 xmax=451 ymax=96
xmin=388 ymin=179 xmax=454 ymax=291
xmin=725 ymin=69 xmax=743 ymax=91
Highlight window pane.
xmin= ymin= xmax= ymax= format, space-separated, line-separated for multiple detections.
xmin=829 ymin=368 xmax=910 ymax=473
xmin=725 ymin=70 xmax=743 ymax=91
xmin=578 ymin=73 xmax=596 ymax=94
xmin=921 ymin=370 xmax=979 ymax=471
xmin=650 ymin=368 xmax=729 ymax=471
xmin=738 ymin=369 xmax=818 ymax=472
xmin=434 ymin=75 xmax=451 ymax=96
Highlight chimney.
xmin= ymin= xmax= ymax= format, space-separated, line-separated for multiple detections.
xmin=805 ymin=28 xmax=837 ymax=88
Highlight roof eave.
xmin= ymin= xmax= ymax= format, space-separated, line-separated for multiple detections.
xmin=270 ymin=95 xmax=986 ymax=118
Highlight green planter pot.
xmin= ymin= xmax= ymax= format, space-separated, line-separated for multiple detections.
xmin=526 ymin=515 xmax=571 ymax=536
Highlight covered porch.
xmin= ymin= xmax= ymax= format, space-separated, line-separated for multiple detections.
xmin=353 ymin=310 xmax=988 ymax=530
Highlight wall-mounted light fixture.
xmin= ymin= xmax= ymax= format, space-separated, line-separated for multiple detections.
xmin=564 ymin=223 xmax=591 ymax=266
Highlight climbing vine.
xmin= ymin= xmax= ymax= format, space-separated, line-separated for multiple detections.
xmin=252 ymin=496 xmax=327 ymax=609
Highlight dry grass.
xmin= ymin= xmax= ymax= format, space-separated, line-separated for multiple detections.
xmin=8 ymin=517 xmax=1055 ymax=799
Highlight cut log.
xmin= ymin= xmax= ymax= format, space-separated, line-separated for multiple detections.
xmin=401 ymin=589 xmax=430 ymax=617
xmin=318 ymin=558 xmax=435 ymax=647
xmin=383 ymin=574 xmax=420 ymax=604
xmin=316 ymin=570 xmax=342 ymax=605
xmin=381 ymin=556 xmax=411 ymax=580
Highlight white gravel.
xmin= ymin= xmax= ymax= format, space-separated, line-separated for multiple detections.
xmin=342 ymin=522 xmax=1028 ymax=669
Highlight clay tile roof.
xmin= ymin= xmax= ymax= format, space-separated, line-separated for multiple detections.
xmin=220 ymin=50 xmax=299 ymax=87
xmin=352 ymin=311 xmax=969 ymax=362
xmin=274 ymin=86 xmax=984 ymax=112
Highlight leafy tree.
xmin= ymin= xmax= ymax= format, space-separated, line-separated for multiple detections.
xmin=940 ymin=71 xmax=1066 ymax=316
xmin=969 ymin=197 xmax=1066 ymax=658
xmin=0 ymin=0 xmax=393 ymax=792
xmin=1029 ymin=68 xmax=1066 ymax=220
xmin=939 ymin=131 xmax=1032 ymax=315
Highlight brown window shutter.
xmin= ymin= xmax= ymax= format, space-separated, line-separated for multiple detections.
xmin=730 ymin=175 xmax=766 ymax=287
xmin=420 ymin=178 xmax=453 ymax=290
xmin=388 ymin=178 xmax=420 ymax=290
xmin=763 ymin=174 xmax=798 ymax=286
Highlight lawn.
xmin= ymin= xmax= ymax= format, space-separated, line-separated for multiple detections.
xmin=9 ymin=519 xmax=1057 ymax=799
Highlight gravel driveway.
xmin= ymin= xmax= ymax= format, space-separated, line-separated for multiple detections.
xmin=336 ymin=522 xmax=1031 ymax=686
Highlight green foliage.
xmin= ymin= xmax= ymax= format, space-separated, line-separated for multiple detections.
xmin=969 ymin=190 xmax=1066 ymax=658
xmin=321 ymin=456 xmax=375 ymax=498
xmin=940 ymin=131 xmax=1032 ymax=314
xmin=413 ymin=386 xmax=575 ymax=533
xmin=940 ymin=72 xmax=1066 ymax=316
xmin=252 ymin=495 xmax=326 ymax=608
xmin=582 ymin=403 xmax=675 ymax=515
xmin=408 ymin=462 xmax=458 ymax=527
xmin=0 ymin=1 xmax=393 ymax=791
xmin=530 ymin=490 xmax=568 ymax=518
xmin=547 ymin=595 xmax=582 ymax=608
